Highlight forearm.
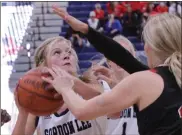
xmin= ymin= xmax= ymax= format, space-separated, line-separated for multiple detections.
xmin=85 ymin=27 xmax=149 ymax=74
xmin=62 ymin=90 xmax=86 ymax=115
xmin=61 ymin=89 xmax=118 ymax=121
xmin=53 ymin=7 xmax=148 ymax=73
xmin=74 ymin=79 xmax=103 ymax=99
xmin=12 ymin=112 xmax=28 ymax=135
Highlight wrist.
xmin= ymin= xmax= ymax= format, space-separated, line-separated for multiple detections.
xmin=18 ymin=111 xmax=28 ymax=117
xmin=61 ymin=89 xmax=73 ymax=96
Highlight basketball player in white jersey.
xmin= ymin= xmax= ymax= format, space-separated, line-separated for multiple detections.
xmin=92 ymin=35 xmax=139 ymax=135
xmin=12 ymin=36 xmax=108 ymax=135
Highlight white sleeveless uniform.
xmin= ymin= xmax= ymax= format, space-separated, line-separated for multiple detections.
xmin=37 ymin=85 xmax=107 ymax=135
xmin=100 ymin=80 xmax=139 ymax=135
xmin=38 ymin=110 xmax=107 ymax=135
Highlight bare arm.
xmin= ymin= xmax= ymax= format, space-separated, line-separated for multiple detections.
xmin=12 ymin=91 xmax=37 ymax=135
xmin=74 ymin=78 xmax=103 ymax=100
xmin=59 ymin=72 xmax=143 ymax=120
xmin=73 ymin=67 xmax=104 ymax=99
xmin=12 ymin=113 xmax=36 ymax=135
xmin=25 ymin=114 xmax=37 ymax=135
xmin=60 ymin=70 xmax=164 ymax=121
xmin=43 ymin=67 xmax=162 ymax=121
xmin=52 ymin=6 xmax=149 ymax=74
xmin=49 ymin=65 xmax=103 ymax=100
xmin=12 ymin=112 xmax=28 ymax=135
xmin=36 ymin=127 xmax=41 ymax=135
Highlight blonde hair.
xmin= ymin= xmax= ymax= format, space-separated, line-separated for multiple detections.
xmin=34 ymin=36 xmax=78 ymax=68
xmin=143 ymin=13 xmax=181 ymax=88
xmin=34 ymin=36 xmax=97 ymax=83
xmin=113 ymin=35 xmax=136 ymax=57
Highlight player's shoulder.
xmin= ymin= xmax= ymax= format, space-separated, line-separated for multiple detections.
xmin=127 ymin=70 xmax=164 ymax=87
xmin=119 ymin=70 xmax=164 ymax=98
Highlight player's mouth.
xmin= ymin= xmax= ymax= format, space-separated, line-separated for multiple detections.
xmin=63 ymin=62 xmax=71 ymax=66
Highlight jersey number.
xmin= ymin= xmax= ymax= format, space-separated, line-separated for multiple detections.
xmin=178 ymin=106 xmax=182 ymax=118
xmin=122 ymin=122 xmax=127 ymax=135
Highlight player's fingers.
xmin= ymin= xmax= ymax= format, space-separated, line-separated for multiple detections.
xmin=59 ymin=68 xmax=68 ymax=77
xmin=97 ymin=74 xmax=111 ymax=83
xmin=47 ymin=68 xmax=57 ymax=78
xmin=42 ymin=77 xmax=53 ymax=84
xmin=40 ymin=67 xmax=49 ymax=74
xmin=52 ymin=5 xmax=67 ymax=19
xmin=93 ymin=66 xmax=110 ymax=76
xmin=54 ymin=93 xmax=62 ymax=100
xmin=53 ymin=65 xmax=70 ymax=78
xmin=52 ymin=66 xmax=61 ymax=76
xmin=52 ymin=65 xmax=64 ymax=76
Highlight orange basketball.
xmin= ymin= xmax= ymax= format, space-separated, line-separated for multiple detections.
xmin=16 ymin=67 xmax=64 ymax=116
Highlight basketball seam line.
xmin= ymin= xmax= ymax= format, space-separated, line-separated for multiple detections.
xmin=18 ymin=92 xmax=60 ymax=113
xmin=17 ymin=84 xmax=61 ymax=101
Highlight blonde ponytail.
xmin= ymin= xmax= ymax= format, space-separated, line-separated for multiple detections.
xmin=164 ymin=52 xmax=182 ymax=88
xmin=143 ymin=13 xmax=181 ymax=89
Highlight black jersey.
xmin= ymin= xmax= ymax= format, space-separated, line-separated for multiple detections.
xmin=85 ymin=27 xmax=149 ymax=74
xmin=134 ymin=66 xmax=182 ymax=135
xmin=85 ymin=27 xmax=182 ymax=135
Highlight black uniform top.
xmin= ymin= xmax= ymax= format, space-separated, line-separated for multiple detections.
xmin=134 ymin=67 xmax=182 ymax=135
xmin=85 ymin=27 xmax=182 ymax=135
xmin=85 ymin=27 xmax=149 ymax=73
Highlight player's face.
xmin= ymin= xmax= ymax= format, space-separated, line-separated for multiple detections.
xmin=46 ymin=42 xmax=78 ymax=74
xmin=107 ymin=60 xmax=122 ymax=71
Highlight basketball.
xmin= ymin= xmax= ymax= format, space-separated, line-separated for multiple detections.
xmin=15 ymin=67 xmax=64 ymax=116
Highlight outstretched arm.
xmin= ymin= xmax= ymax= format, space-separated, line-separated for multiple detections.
xmin=85 ymin=27 xmax=149 ymax=73
xmin=60 ymin=73 xmax=141 ymax=120
xmin=42 ymin=67 xmax=144 ymax=121
xmin=73 ymin=78 xmax=104 ymax=99
xmin=43 ymin=66 xmax=103 ymax=100
xmin=52 ymin=6 xmax=149 ymax=74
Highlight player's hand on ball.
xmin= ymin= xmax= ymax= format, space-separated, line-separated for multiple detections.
xmin=14 ymin=90 xmax=28 ymax=114
xmin=52 ymin=5 xmax=88 ymax=34
xmin=42 ymin=66 xmax=74 ymax=94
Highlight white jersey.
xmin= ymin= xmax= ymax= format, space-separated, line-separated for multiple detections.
xmin=37 ymin=85 xmax=107 ymax=135
xmin=38 ymin=110 xmax=107 ymax=135
xmin=100 ymin=80 xmax=139 ymax=135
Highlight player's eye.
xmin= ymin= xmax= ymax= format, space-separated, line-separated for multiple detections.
xmin=67 ymin=50 xmax=72 ymax=54
xmin=54 ymin=50 xmax=61 ymax=55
